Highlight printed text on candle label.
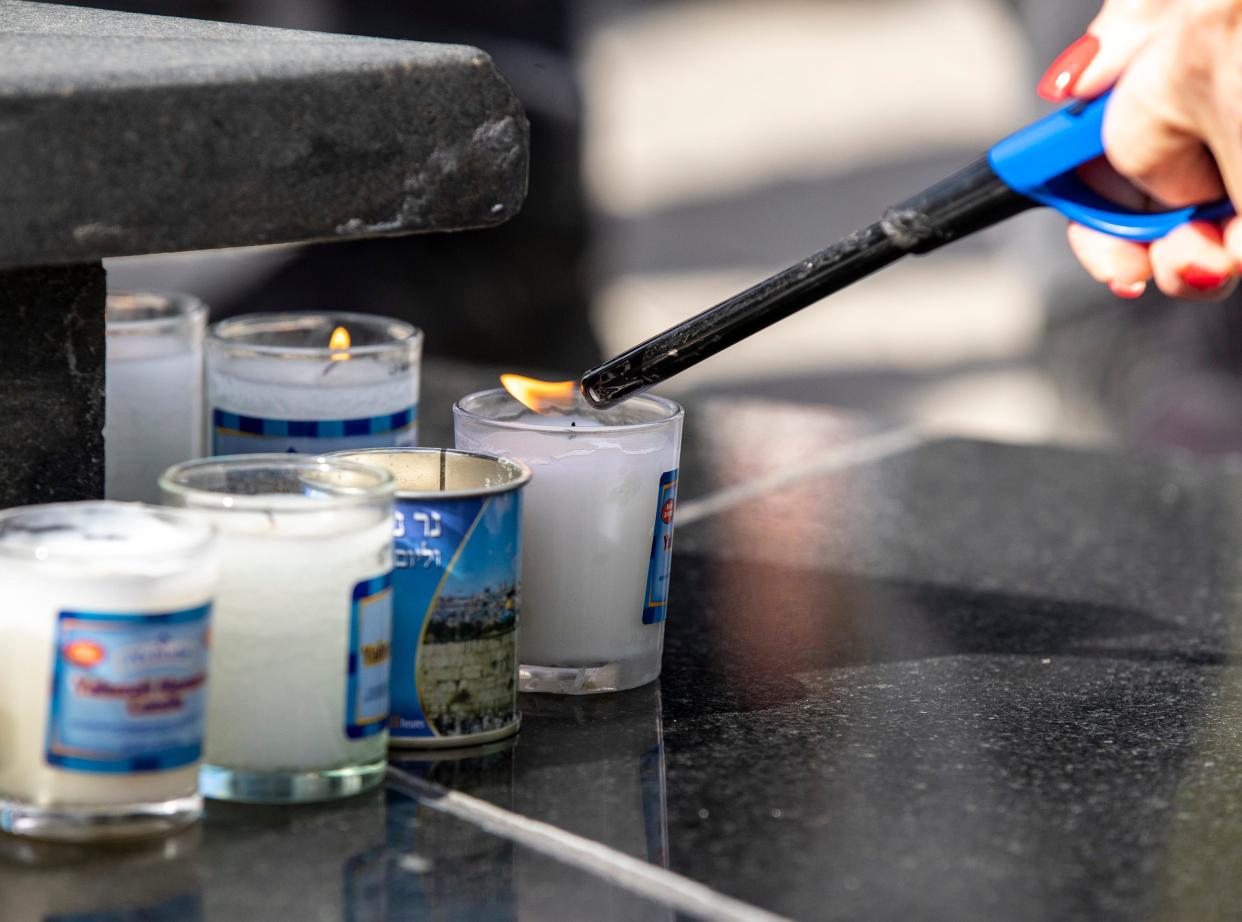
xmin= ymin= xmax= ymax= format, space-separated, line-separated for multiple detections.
xmin=346 ymin=575 xmax=394 ymax=739
xmin=388 ymin=494 xmax=520 ymax=740
xmin=46 ymin=605 xmax=212 ymax=773
xmin=211 ymin=406 xmax=417 ymax=456
xmin=642 ymin=469 xmax=678 ymax=624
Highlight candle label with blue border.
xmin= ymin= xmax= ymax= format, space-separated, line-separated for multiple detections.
xmin=642 ymin=469 xmax=678 ymax=625
xmin=389 ymin=491 xmax=520 ymax=743
xmin=345 ymin=574 xmax=394 ymax=740
xmin=46 ymin=604 xmax=212 ymax=774
xmin=211 ymin=406 xmax=418 ymax=456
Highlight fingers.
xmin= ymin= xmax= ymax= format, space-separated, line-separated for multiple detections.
xmin=1068 ymin=220 xmax=1240 ymax=302
xmin=1104 ymin=44 xmax=1227 ymax=208
xmin=1148 ymin=221 xmax=1238 ymax=301
xmin=1037 ymin=0 xmax=1174 ymax=102
xmin=1075 ymin=0 xmax=1175 ymax=98
xmin=1067 ymin=222 xmax=1151 ymax=298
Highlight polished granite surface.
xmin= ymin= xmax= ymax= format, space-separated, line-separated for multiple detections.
xmin=9 ymin=371 xmax=1242 ymax=921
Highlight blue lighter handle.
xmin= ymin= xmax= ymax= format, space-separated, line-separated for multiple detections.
xmin=988 ymin=91 xmax=1234 ymax=241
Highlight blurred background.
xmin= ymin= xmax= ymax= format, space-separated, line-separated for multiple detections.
xmin=79 ymin=0 xmax=1242 ymax=454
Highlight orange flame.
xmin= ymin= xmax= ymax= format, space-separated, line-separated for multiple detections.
xmin=329 ymin=326 xmax=351 ymax=361
xmin=501 ymin=374 xmax=577 ymax=414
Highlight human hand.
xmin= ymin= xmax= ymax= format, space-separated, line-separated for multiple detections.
xmin=1038 ymin=0 xmax=1242 ymax=302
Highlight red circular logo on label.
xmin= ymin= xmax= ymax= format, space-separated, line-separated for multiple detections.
xmin=64 ymin=640 xmax=105 ymax=668
xmin=661 ymin=499 xmax=675 ymax=524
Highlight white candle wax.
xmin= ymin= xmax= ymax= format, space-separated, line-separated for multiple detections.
xmin=161 ymin=456 xmax=395 ymax=802
xmin=0 ymin=504 xmax=218 ymax=831
xmin=207 ymin=312 xmax=421 ymax=455
xmin=105 ymin=293 xmax=206 ymax=504
xmin=454 ymin=391 xmax=683 ymax=693
xmin=202 ymin=503 xmax=393 ymax=771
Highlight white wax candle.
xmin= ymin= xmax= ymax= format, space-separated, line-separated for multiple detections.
xmin=0 ymin=504 xmax=217 ymax=816
xmin=200 ymin=503 xmax=393 ymax=772
xmin=207 ymin=312 xmax=421 ymax=455
xmin=454 ymin=391 xmax=683 ymax=692
xmin=105 ymin=293 xmax=206 ymax=504
xmin=161 ymin=457 xmax=395 ymax=794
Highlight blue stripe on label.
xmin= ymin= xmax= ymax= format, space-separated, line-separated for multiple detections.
xmin=211 ymin=405 xmax=418 ymax=456
xmin=46 ymin=604 xmax=212 ymax=774
xmin=345 ymin=573 xmax=394 ymax=740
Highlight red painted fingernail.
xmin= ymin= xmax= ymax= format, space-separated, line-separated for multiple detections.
xmin=1037 ymin=34 xmax=1100 ymax=102
xmin=1109 ymin=280 xmax=1146 ymax=299
xmin=1181 ymin=265 xmax=1231 ymax=290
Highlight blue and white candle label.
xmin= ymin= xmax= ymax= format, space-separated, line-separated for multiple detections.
xmin=46 ymin=605 xmax=211 ymax=774
xmin=212 ymin=406 xmax=417 ymax=456
xmin=345 ymin=575 xmax=393 ymax=740
xmin=389 ymin=493 xmax=520 ymax=740
xmin=642 ymin=470 xmax=678 ymax=625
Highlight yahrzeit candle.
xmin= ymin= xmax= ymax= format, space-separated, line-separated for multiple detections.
xmin=453 ymin=385 xmax=683 ymax=694
xmin=160 ymin=455 xmax=395 ymax=803
xmin=207 ymin=312 xmax=422 ymax=456
xmin=332 ymin=448 xmax=530 ymax=748
xmin=0 ymin=502 xmax=218 ymax=840
xmin=105 ymin=292 xmax=207 ymax=503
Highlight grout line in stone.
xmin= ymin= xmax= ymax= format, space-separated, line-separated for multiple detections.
xmin=677 ymin=427 xmax=925 ymax=527
xmin=385 ymin=767 xmax=793 ymax=922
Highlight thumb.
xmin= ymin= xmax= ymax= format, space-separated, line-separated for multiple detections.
xmin=1037 ymin=0 xmax=1174 ymax=102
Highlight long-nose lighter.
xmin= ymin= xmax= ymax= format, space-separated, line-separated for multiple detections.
xmin=580 ymin=91 xmax=1235 ymax=409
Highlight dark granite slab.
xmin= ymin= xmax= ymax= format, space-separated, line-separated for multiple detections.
xmin=0 ymin=262 xmax=105 ymax=506
xmin=0 ymin=1 xmax=528 ymax=269
xmin=7 ymin=390 xmax=1242 ymax=920
xmin=489 ymin=436 xmax=1242 ymax=921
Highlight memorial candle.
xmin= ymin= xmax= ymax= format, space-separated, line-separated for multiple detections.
xmin=0 ymin=502 xmax=219 ymax=840
xmin=160 ymin=455 xmax=395 ymax=803
xmin=105 ymin=292 xmax=206 ymax=503
xmin=453 ymin=381 xmax=683 ymax=694
xmin=207 ymin=312 xmax=422 ymax=456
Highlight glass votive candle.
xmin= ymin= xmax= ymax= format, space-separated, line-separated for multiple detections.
xmin=105 ymin=291 xmax=207 ymax=503
xmin=206 ymin=312 xmax=422 ymax=456
xmin=453 ymin=390 xmax=684 ymax=694
xmin=159 ymin=455 xmax=395 ymax=803
xmin=0 ymin=502 xmax=219 ymax=841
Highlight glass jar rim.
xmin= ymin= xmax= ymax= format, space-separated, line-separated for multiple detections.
xmin=0 ymin=501 xmax=215 ymax=563
xmin=207 ymin=311 xmax=422 ymax=360
xmin=453 ymin=388 xmax=684 ymax=434
xmin=106 ymin=290 xmax=207 ymax=335
xmin=160 ymin=454 xmax=396 ymax=512
xmin=331 ymin=447 xmax=534 ymax=499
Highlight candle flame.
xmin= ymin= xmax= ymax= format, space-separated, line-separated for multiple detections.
xmin=500 ymin=374 xmax=578 ymax=414
xmin=329 ymin=325 xmax=351 ymax=361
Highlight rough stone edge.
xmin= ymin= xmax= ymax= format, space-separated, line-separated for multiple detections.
xmin=0 ymin=50 xmax=529 ymax=269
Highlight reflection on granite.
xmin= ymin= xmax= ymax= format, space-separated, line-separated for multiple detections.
xmin=514 ymin=686 xmax=669 ymax=864
xmin=0 ymin=826 xmax=202 ymax=922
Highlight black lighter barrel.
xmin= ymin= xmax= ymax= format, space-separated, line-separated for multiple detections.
xmin=580 ymin=159 xmax=1035 ymax=409
xmin=580 ymin=223 xmax=902 ymax=408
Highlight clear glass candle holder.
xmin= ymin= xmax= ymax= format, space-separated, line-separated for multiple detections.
xmin=207 ymin=312 xmax=422 ymax=456
xmin=454 ymin=390 xmax=684 ymax=694
xmin=105 ymin=291 xmax=207 ymax=504
xmin=160 ymin=455 xmax=395 ymax=804
xmin=0 ymin=502 xmax=219 ymax=841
